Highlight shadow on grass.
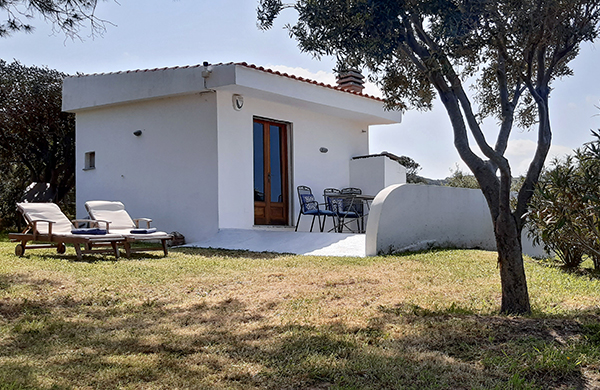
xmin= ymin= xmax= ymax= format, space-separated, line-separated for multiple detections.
xmin=173 ymin=246 xmax=293 ymax=260
xmin=561 ymin=266 xmax=600 ymax=281
xmin=532 ymin=257 xmax=600 ymax=281
xmin=30 ymin=249 xmax=168 ymax=263
xmin=1 ymin=285 xmax=599 ymax=390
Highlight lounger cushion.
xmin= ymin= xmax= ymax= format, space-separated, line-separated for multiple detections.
xmin=85 ymin=200 xmax=136 ymax=229
xmin=17 ymin=203 xmax=74 ymax=235
xmin=86 ymin=201 xmax=171 ymax=242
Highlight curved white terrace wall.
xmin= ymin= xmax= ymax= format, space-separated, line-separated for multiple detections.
xmin=366 ymin=184 xmax=495 ymax=255
xmin=366 ymin=184 xmax=545 ymax=257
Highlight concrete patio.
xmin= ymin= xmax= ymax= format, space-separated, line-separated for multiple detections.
xmin=184 ymin=228 xmax=366 ymax=257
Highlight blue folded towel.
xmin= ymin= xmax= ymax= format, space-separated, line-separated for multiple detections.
xmin=71 ymin=228 xmax=107 ymax=235
xmin=130 ymin=228 xmax=157 ymax=234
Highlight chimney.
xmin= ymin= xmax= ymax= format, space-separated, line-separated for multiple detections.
xmin=336 ymin=69 xmax=365 ymax=93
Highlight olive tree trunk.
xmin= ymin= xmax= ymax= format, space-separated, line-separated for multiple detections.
xmin=438 ymin=86 xmax=538 ymax=315
xmin=495 ymin=212 xmax=531 ymax=314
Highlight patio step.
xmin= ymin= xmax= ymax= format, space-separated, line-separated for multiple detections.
xmin=183 ymin=228 xmax=366 ymax=257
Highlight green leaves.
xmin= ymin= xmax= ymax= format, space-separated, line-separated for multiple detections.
xmin=528 ymin=132 xmax=600 ymax=269
xmin=257 ymin=0 xmax=284 ymax=30
xmin=0 ymin=0 xmax=106 ymax=39
xmin=0 ymin=60 xmax=75 ymax=228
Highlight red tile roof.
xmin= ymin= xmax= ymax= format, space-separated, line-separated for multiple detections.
xmin=75 ymin=62 xmax=383 ymax=102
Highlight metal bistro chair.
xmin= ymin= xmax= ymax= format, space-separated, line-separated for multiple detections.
xmin=295 ymin=186 xmax=336 ymax=232
xmin=323 ymin=188 xmax=341 ymax=232
xmin=326 ymin=189 xmax=361 ymax=233
xmin=341 ymin=187 xmax=365 ymax=232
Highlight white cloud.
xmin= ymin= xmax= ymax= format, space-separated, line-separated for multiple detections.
xmin=585 ymin=95 xmax=600 ymax=105
xmin=266 ymin=64 xmax=382 ymax=97
xmin=505 ymin=139 xmax=573 ymax=176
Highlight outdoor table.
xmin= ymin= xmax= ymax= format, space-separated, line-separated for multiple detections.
xmin=328 ymin=193 xmax=375 ymax=233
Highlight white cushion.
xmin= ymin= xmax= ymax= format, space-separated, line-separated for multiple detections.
xmin=17 ymin=203 xmax=74 ymax=234
xmin=85 ymin=200 xmax=136 ymax=230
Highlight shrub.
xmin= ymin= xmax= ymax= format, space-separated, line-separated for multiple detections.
xmin=528 ymin=131 xmax=600 ymax=269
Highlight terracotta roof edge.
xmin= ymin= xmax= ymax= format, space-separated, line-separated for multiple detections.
xmin=68 ymin=61 xmax=384 ymax=102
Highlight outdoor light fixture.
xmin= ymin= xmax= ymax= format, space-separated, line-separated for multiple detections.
xmin=133 ymin=130 xmax=142 ymax=136
xmin=232 ymin=94 xmax=244 ymax=111
xmin=320 ymin=147 xmax=329 ymax=153
xmin=202 ymin=61 xmax=213 ymax=78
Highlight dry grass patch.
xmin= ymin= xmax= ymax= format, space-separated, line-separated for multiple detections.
xmin=0 ymin=242 xmax=599 ymax=389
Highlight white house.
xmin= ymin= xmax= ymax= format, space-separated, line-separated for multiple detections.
xmin=62 ymin=62 xmax=402 ymax=242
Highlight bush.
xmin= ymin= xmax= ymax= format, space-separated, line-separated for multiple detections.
xmin=527 ymin=131 xmax=600 ymax=269
xmin=446 ymin=165 xmax=480 ymax=189
xmin=0 ymin=60 xmax=75 ymax=230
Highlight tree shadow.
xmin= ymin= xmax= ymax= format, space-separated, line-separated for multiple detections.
xmin=173 ymin=246 xmax=294 ymax=260
xmin=1 ymin=283 xmax=598 ymax=390
xmin=562 ymin=266 xmax=600 ymax=281
xmin=532 ymin=257 xmax=600 ymax=281
xmin=30 ymin=250 xmax=168 ymax=263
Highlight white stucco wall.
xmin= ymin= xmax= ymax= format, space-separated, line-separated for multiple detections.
xmin=75 ymin=93 xmax=219 ymax=242
xmin=66 ymin=63 xmax=402 ymax=239
xmin=365 ymin=184 xmax=545 ymax=257
xmin=215 ymin=90 xmax=370 ymax=232
xmin=349 ymin=156 xmax=407 ymax=196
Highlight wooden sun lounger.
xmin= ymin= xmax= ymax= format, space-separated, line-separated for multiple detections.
xmin=9 ymin=203 xmax=124 ymax=260
xmin=85 ymin=200 xmax=172 ymax=257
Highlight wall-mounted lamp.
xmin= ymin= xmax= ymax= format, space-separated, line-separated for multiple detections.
xmin=319 ymin=147 xmax=329 ymax=153
xmin=202 ymin=61 xmax=213 ymax=78
xmin=133 ymin=130 xmax=143 ymax=137
xmin=232 ymin=94 xmax=244 ymax=111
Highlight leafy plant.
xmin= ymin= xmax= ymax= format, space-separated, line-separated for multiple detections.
xmin=528 ymin=132 xmax=600 ymax=269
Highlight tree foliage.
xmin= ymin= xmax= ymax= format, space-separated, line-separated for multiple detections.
xmin=446 ymin=165 xmax=480 ymax=189
xmin=394 ymin=154 xmax=427 ymax=183
xmin=528 ymin=132 xmax=600 ymax=270
xmin=258 ymin=0 xmax=600 ymax=314
xmin=0 ymin=0 xmax=106 ymax=38
xmin=0 ymin=60 xmax=75 ymax=227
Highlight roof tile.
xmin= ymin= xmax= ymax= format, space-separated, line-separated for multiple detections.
xmin=73 ymin=62 xmax=383 ymax=102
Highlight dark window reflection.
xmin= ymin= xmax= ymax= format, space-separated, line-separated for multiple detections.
xmin=253 ymin=122 xmax=265 ymax=202
xmin=270 ymin=125 xmax=283 ymax=203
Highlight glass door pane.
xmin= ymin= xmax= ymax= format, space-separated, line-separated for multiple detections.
xmin=253 ymin=122 xmax=265 ymax=202
xmin=270 ymin=125 xmax=283 ymax=203
xmin=253 ymin=118 xmax=288 ymax=226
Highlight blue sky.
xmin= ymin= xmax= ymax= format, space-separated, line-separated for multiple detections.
xmin=1 ymin=0 xmax=598 ymax=179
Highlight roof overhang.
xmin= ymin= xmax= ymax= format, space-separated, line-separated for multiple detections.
xmin=62 ymin=63 xmax=401 ymax=125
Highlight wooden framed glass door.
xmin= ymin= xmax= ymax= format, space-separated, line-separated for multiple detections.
xmin=253 ymin=118 xmax=289 ymax=225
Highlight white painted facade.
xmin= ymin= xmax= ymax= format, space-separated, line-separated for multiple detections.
xmin=365 ymin=184 xmax=545 ymax=257
xmin=349 ymin=155 xmax=407 ymax=196
xmin=63 ymin=63 xmax=401 ymax=242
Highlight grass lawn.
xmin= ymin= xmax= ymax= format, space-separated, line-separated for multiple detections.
xmin=0 ymin=239 xmax=599 ymax=390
